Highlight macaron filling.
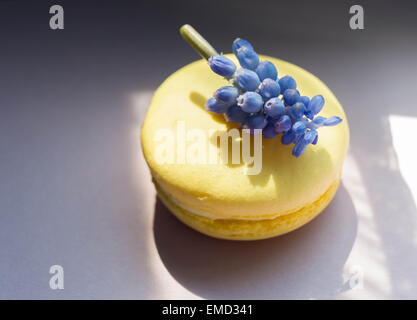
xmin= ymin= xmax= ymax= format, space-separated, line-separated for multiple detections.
xmin=153 ymin=176 xmax=340 ymax=222
xmin=155 ymin=176 xmax=341 ymax=240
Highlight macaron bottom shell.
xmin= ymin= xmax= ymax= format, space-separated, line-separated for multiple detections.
xmin=154 ymin=178 xmax=340 ymax=241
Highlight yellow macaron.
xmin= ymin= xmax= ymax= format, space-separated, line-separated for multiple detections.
xmin=141 ymin=54 xmax=349 ymax=240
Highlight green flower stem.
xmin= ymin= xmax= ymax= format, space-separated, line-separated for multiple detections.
xmin=180 ymin=24 xmax=218 ymax=60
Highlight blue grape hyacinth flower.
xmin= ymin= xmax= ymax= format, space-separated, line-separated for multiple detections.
xmin=274 ymin=115 xmax=292 ymax=133
xmin=308 ymin=116 xmax=327 ymax=129
xmin=283 ymin=89 xmax=301 ymax=106
xmin=237 ymin=92 xmax=263 ymax=113
xmin=232 ymin=38 xmax=254 ymax=56
xmin=235 ymin=46 xmax=259 ymax=70
xmin=235 ymin=68 xmax=261 ymax=91
xmin=256 ymin=61 xmax=278 ymax=81
xmin=288 ymin=102 xmax=306 ymax=119
xmin=300 ymin=96 xmax=310 ymax=107
xmin=243 ymin=113 xmax=268 ymax=135
xmin=208 ymin=55 xmax=236 ymax=78
xmin=292 ymin=120 xmax=307 ymax=135
xmin=305 ymin=95 xmax=325 ymax=119
xmin=213 ymin=86 xmax=239 ymax=104
xmin=281 ymin=129 xmax=296 ymax=145
xmin=224 ymin=104 xmax=248 ymax=124
xmin=278 ymin=75 xmax=297 ymax=92
xmin=201 ymin=37 xmax=342 ymax=157
xmin=264 ymin=97 xmax=285 ymax=118
xmin=292 ymin=137 xmax=309 ymax=157
xmin=263 ymin=121 xmax=279 ymax=139
xmin=304 ymin=129 xmax=318 ymax=144
xmin=205 ymin=97 xmax=231 ymax=114
xmin=323 ymin=116 xmax=343 ymax=126
xmin=259 ymin=78 xmax=281 ymax=100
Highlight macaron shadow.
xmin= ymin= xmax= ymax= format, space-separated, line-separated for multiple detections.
xmin=190 ymin=91 xmax=238 ymax=127
xmin=153 ymin=183 xmax=357 ymax=299
xmin=247 ymin=137 xmax=333 ymax=189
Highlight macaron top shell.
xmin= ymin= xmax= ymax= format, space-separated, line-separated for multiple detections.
xmin=141 ymin=54 xmax=349 ymax=220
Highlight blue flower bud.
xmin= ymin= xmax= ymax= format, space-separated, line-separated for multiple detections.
xmin=274 ymin=115 xmax=292 ymax=132
xmin=278 ymin=75 xmax=297 ymax=92
xmin=303 ymin=129 xmax=318 ymax=144
xmin=281 ymin=129 xmax=296 ymax=145
xmin=208 ymin=55 xmax=236 ymax=78
xmin=236 ymin=46 xmax=259 ymax=70
xmin=260 ymin=79 xmax=281 ymax=100
xmin=243 ymin=113 xmax=268 ymax=133
xmin=235 ymin=68 xmax=261 ymax=91
xmin=205 ymin=97 xmax=230 ymax=114
xmin=232 ymin=38 xmax=254 ymax=56
xmin=305 ymin=110 xmax=314 ymax=120
xmin=300 ymin=96 xmax=310 ymax=107
xmin=283 ymin=89 xmax=301 ymax=106
xmin=323 ymin=116 xmax=343 ymax=126
xmin=224 ymin=104 xmax=248 ymax=123
xmin=307 ymin=95 xmax=325 ymax=116
xmin=312 ymin=134 xmax=318 ymax=145
xmin=292 ymin=138 xmax=308 ymax=157
xmin=288 ymin=102 xmax=306 ymax=119
xmin=213 ymin=86 xmax=239 ymax=104
xmin=264 ymin=97 xmax=285 ymax=118
xmin=306 ymin=116 xmax=325 ymax=129
xmin=292 ymin=120 xmax=307 ymax=135
xmin=237 ymin=92 xmax=263 ymax=113
xmin=293 ymin=132 xmax=304 ymax=144
xmin=256 ymin=61 xmax=278 ymax=81
xmin=263 ymin=121 xmax=279 ymax=139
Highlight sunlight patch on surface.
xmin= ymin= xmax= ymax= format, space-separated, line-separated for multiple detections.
xmin=130 ymin=91 xmax=200 ymax=299
xmin=389 ymin=115 xmax=417 ymax=215
xmin=341 ymin=154 xmax=391 ymax=299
